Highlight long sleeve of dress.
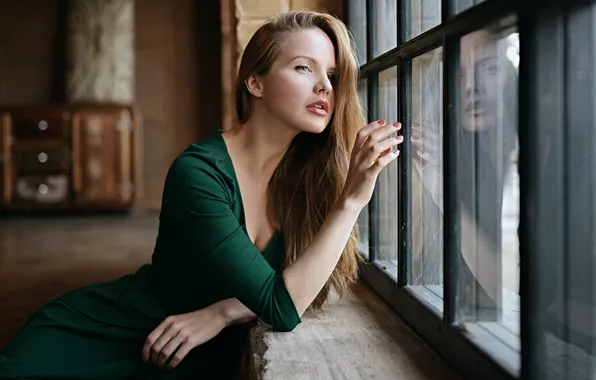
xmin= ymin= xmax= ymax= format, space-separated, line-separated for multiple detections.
xmin=165 ymin=154 xmax=302 ymax=332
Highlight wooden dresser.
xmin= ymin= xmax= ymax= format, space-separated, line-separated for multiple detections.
xmin=0 ymin=104 xmax=142 ymax=212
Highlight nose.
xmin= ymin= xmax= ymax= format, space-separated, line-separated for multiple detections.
xmin=463 ymin=66 xmax=475 ymax=96
xmin=314 ymin=73 xmax=333 ymax=94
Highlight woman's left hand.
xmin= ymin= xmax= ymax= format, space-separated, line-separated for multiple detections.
xmin=142 ymin=307 xmax=226 ymax=370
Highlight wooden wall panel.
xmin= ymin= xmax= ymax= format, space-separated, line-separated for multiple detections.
xmin=0 ymin=0 xmax=222 ymax=210
xmin=0 ymin=0 xmax=63 ymax=105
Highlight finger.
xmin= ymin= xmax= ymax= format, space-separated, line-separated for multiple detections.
xmin=355 ymin=120 xmax=387 ymax=148
xmin=363 ymin=123 xmax=401 ymax=151
xmin=150 ymin=326 xmax=177 ymax=364
xmin=167 ymin=341 xmax=195 ymax=370
xmin=142 ymin=321 xmax=171 ymax=362
xmin=418 ymin=152 xmax=437 ymax=164
xmin=423 ymin=131 xmax=440 ymax=145
xmin=366 ymin=136 xmax=403 ymax=167
xmin=371 ymin=149 xmax=400 ymax=175
xmin=158 ymin=333 xmax=185 ymax=368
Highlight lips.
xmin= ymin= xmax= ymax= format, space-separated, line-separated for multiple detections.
xmin=306 ymin=100 xmax=329 ymax=116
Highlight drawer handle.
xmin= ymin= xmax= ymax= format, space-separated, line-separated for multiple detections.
xmin=38 ymin=184 xmax=49 ymax=194
xmin=38 ymin=120 xmax=48 ymax=131
xmin=38 ymin=152 xmax=48 ymax=163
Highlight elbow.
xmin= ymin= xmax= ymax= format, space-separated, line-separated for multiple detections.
xmin=262 ymin=306 xmax=301 ymax=332
xmin=270 ymin=318 xmax=300 ymax=332
xmin=260 ymin=276 xmax=302 ymax=332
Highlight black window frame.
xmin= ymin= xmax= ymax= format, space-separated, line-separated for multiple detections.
xmin=346 ymin=0 xmax=595 ymax=379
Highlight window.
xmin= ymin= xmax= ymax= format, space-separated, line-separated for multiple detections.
xmin=347 ymin=0 xmax=596 ymax=379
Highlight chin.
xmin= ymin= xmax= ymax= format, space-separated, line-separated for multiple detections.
xmin=462 ymin=114 xmax=491 ymax=132
xmin=295 ymin=116 xmax=330 ymax=134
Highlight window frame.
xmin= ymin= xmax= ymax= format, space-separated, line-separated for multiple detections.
xmin=346 ymin=0 xmax=589 ymax=379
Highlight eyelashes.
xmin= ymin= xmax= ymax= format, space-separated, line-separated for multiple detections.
xmin=295 ymin=65 xmax=311 ymax=72
xmin=295 ymin=65 xmax=336 ymax=85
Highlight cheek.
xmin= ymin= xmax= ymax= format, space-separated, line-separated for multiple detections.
xmin=265 ymin=73 xmax=305 ymax=103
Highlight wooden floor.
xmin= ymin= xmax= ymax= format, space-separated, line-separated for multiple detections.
xmin=0 ymin=212 xmax=159 ymax=349
xmin=0 ymin=212 xmax=459 ymax=379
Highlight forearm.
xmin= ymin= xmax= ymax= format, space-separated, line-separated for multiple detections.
xmin=282 ymin=198 xmax=361 ymax=315
xmin=212 ymin=298 xmax=257 ymax=326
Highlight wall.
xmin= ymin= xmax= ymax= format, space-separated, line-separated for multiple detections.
xmin=135 ymin=0 xmax=222 ymax=208
xmin=0 ymin=0 xmax=65 ymax=104
xmin=0 ymin=0 xmax=222 ymax=209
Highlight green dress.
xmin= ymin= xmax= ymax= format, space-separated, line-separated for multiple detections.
xmin=0 ymin=130 xmax=302 ymax=379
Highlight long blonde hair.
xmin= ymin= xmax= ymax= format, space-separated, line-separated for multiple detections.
xmin=236 ymin=11 xmax=366 ymax=310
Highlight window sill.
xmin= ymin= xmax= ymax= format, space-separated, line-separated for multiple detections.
xmin=246 ymin=282 xmax=460 ymax=380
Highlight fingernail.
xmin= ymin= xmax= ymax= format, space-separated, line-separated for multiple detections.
xmin=393 ymin=122 xmax=401 ymax=128
xmin=378 ymin=120 xmax=386 ymax=125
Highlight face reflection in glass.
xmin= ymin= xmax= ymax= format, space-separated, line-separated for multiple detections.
xmin=460 ymin=30 xmax=502 ymax=132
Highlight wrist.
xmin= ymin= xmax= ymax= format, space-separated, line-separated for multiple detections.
xmin=211 ymin=298 xmax=256 ymax=327
xmin=336 ymin=194 xmax=363 ymax=217
xmin=210 ymin=300 xmax=232 ymax=327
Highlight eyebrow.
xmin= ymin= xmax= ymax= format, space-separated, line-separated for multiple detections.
xmin=292 ymin=55 xmax=336 ymax=71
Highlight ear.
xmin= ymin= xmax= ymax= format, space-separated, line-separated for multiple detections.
xmin=245 ymin=74 xmax=264 ymax=98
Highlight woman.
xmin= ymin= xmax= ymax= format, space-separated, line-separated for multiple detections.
xmin=0 ymin=11 xmax=402 ymax=379
xmin=410 ymin=27 xmax=519 ymax=318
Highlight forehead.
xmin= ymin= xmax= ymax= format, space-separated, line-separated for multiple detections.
xmin=461 ymin=31 xmax=497 ymax=58
xmin=278 ymin=28 xmax=336 ymax=66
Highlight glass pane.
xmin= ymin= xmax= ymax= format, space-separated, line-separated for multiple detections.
xmin=453 ymin=0 xmax=486 ymax=15
xmin=347 ymin=0 xmax=367 ymax=64
xmin=406 ymin=0 xmax=441 ymax=41
xmin=377 ymin=67 xmax=399 ymax=278
xmin=410 ymin=48 xmax=444 ymax=310
xmin=357 ymin=77 xmax=369 ymax=258
xmin=357 ymin=207 xmax=369 ymax=259
xmin=374 ymin=0 xmax=397 ymax=58
xmin=457 ymin=25 xmax=520 ymax=335
xmin=539 ymin=5 xmax=596 ymax=378
xmin=359 ymin=77 xmax=368 ymax=118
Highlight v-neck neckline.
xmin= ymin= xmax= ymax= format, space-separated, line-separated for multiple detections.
xmin=214 ymin=129 xmax=280 ymax=255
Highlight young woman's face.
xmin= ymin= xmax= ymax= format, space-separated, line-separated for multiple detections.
xmin=258 ymin=28 xmax=336 ymax=134
xmin=460 ymin=31 xmax=501 ymax=132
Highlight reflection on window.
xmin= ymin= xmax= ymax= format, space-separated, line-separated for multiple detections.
xmin=407 ymin=0 xmax=441 ymax=41
xmin=457 ymin=27 xmax=520 ymax=336
xmin=453 ymin=0 xmax=486 ymax=15
xmin=377 ymin=67 xmax=398 ymax=277
xmin=374 ymin=0 xmax=397 ymax=57
xmin=410 ymin=48 xmax=444 ymax=311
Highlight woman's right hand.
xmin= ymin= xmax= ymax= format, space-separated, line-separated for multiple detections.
xmin=340 ymin=120 xmax=403 ymax=211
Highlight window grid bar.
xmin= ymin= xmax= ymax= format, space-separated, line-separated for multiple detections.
xmin=366 ymin=0 xmax=376 ymax=62
xmin=442 ymin=0 xmax=450 ymax=21
xmin=359 ymin=0 xmax=517 ymax=76
xmin=518 ymin=4 xmax=555 ymax=379
xmin=398 ymin=58 xmax=411 ymax=288
xmin=400 ymin=0 xmax=410 ymax=45
xmin=368 ymin=72 xmax=380 ymax=262
xmin=442 ymin=33 xmax=460 ymax=325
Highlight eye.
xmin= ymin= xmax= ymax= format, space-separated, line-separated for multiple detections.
xmin=295 ymin=65 xmax=312 ymax=73
xmin=327 ymin=73 xmax=337 ymax=86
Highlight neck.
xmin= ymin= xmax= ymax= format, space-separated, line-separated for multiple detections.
xmin=224 ymin=108 xmax=298 ymax=183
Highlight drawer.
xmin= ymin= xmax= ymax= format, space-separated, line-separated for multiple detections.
xmin=14 ymin=175 xmax=69 ymax=203
xmin=13 ymin=146 xmax=70 ymax=173
xmin=14 ymin=175 xmax=69 ymax=204
xmin=11 ymin=112 xmax=69 ymax=140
